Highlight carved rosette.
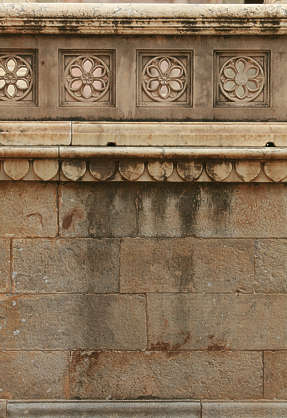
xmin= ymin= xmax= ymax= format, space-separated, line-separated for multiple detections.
xmin=0 ymin=56 xmax=33 ymax=101
xmin=64 ymin=56 xmax=110 ymax=102
xmin=219 ymin=56 xmax=265 ymax=103
xmin=142 ymin=56 xmax=187 ymax=102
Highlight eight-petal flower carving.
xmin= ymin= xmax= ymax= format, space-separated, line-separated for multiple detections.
xmin=0 ymin=56 xmax=33 ymax=101
xmin=64 ymin=56 xmax=110 ymax=102
xmin=142 ymin=56 xmax=187 ymax=102
xmin=220 ymin=57 xmax=265 ymax=103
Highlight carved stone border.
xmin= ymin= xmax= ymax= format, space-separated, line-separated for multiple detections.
xmin=1 ymin=4 xmax=287 ymax=36
xmin=0 ymin=146 xmax=287 ymax=183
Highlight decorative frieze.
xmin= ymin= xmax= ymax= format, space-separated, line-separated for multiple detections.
xmin=0 ymin=52 xmax=36 ymax=105
xmin=60 ymin=51 xmax=114 ymax=106
xmin=0 ymin=147 xmax=286 ymax=182
xmin=214 ymin=51 xmax=270 ymax=107
xmin=138 ymin=52 xmax=192 ymax=106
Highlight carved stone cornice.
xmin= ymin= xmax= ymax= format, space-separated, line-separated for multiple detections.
xmin=0 ymin=145 xmax=286 ymax=183
xmin=0 ymin=4 xmax=287 ymax=36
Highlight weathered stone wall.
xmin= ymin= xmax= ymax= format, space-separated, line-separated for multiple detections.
xmin=0 ymin=180 xmax=284 ymax=402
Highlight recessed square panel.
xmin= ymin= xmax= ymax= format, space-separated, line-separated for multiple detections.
xmin=214 ymin=51 xmax=270 ymax=108
xmin=0 ymin=50 xmax=37 ymax=106
xmin=137 ymin=50 xmax=193 ymax=107
xmin=59 ymin=50 xmax=115 ymax=107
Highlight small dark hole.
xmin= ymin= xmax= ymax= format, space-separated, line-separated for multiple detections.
xmin=107 ymin=142 xmax=116 ymax=147
xmin=265 ymin=142 xmax=276 ymax=147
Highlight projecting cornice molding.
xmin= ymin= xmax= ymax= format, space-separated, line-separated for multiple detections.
xmin=0 ymin=4 xmax=287 ymax=36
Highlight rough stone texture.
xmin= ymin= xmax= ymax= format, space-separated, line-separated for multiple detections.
xmin=120 ymin=238 xmax=254 ymax=293
xmin=70 ymin=351 xmax=262 ymax=400
xmin=0 ymin=240 xmax=10 ymax=293
xmin=255 ymin=240 xmax=287 ymax=292
xmin=147 ymin=294 xmax=287 ymax=350
xmin=0 ymin=351 xmax=68 ymax=399
xmin=59 ymin=183 xmax=138 ymax=237
xmin=0 ymin=183 xmax=57 ymax=237
xmin=7 ymin=401 xmax=201 ymax=418
xmin=0 ymin=294 xmax=146 ymax=350
xmin=264 ymin=351 xmax=287 ymax=399
xmin=13 ymin=238 xmax=120 ymax=293
xmin=138 ymin=184 xmax=287 ymax=238
xmin=202 ymin=402 xmax=287 ymax=417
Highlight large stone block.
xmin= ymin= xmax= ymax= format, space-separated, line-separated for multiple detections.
xmin=70 ymin=351 xmax=262 ymax=400
xmin=0 ymin=295 xmax=146 ymax=350
xmin=120 ymin=238 xmax=254 ymax=293
xmin=13 ymin=238 xmax=120 ymax=293
xmin=0 ymin=240 xmax=10 ymax=293
xmin=0 ymin=351 xmax=68 ymax=399
xmin=59 ymin=183 xmax=138 ymax=237
xmin=138 ymin=183 xmax=287 ymax=238
xmin=0 ymin=183 xmax=57 ymax=237
xmin=264 ymin=351 xmax=287 ymax=399
xmin=255 ymin=240 xmax=287 ymax=292
xmin=7 ymin=401 xmax=201 ymax=418
xmin=147 ymin=294 xmax=287 ymax=350
xmin=202 ymin=402 xmax=287 ymax=417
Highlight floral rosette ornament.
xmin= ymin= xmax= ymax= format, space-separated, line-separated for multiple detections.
xmin=142 ymin=56 xmax=187 ymax=102
xmin=219 ymin=56 xmax=265 ymax=103
xmin=0 ymin=56 xmax=33 ymax=101
xmin=64 ymin=56 xmax=110 ymax=102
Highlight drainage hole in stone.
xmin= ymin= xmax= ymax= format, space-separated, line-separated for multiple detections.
xmin=107 ymin=142 xmax=116 ymax=147
xmin=265 ymin=142 xmax=276 ymax=147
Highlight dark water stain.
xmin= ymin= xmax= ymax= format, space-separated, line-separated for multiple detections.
xmin=178 ymin=184 xmax=201 ymax=236
xmin=204 ymin=184 xmax=232 ymax=235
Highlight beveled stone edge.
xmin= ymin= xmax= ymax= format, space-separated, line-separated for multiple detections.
xmin=2 ymin=122 xmax=287 ymax=147
xmin=5 ymin=400 xmax=287 ymax=418
xmin=0 ymin=4 xmax=287 ymax=35
xmin=7 ymin=400 xmax=201 ymax=417
xmin=0 ymin=147 xmax=286 ymax=182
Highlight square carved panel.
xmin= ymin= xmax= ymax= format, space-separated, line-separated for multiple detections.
xmin=137 ymin=50 xmax=193 ymax=107
xmin=59 ymin=50 xmax=115 ymax=107
xmin=0 ymin=50 xmax=37 ymax=106
xmin=214 ymin=51 xmax=270 ymax=108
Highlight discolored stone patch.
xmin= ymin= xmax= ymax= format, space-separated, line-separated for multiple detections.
xmin=59 ymin=183 xmax=138 ymax=237
xmin=70 ymin=350 xmax=262 ymax=400
xmin=0 ymin=183 xmax=57 ymax=237
xmin=120 ymin=237 xmax=254 ymax=293
xmin=147 ymin=294 xmax=287 ymax=350
xmin=0 ymin=351 xmax=68 ymax=399
xmin=13 ymin=238 xmax=120 ymax=293
xmin=0 ymin=294 xmax=146 ymax=350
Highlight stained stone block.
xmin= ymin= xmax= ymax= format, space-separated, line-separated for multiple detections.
xmin=0 ymin=351 xmax=68 ymax=399
xmin=255 ymin=240 xmax=287 ymax=292
xmin=138 ymin=183 xmax=287 ymax=238
xmin=147 ymin=294 xmax=287 ymax=350
xmin=7 ymin=401 xmax=201 ymax=418
xmin=70 ymin=351 xmax=262 ymax=400
xmin=59 ymin=183 xmax=138 ymax=237
xmin=0 ymin=183 xmax=57 ymax=237
xmin=120 ymin=237 xmax=254 ymax=293
xmin=264 ymin=351 xmax=287 ymax=399
xmin=0 ymin=294 xmax=146 ymax=350
xmin=13 ymin=238 xmax=120 ymax=293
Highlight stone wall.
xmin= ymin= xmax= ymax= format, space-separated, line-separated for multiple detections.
xmin=0 ymin=180 xmax=284 ymax=404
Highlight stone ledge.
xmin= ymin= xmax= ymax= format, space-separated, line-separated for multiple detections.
xmin=4 ymin=401 xmax=287 ymax=417
xmin=0 ymin=4 xmax=287 ymax=35
xmin=7 ymin=401 xmax=201 ymax=418
xmin=0 ymin=146 xmax=285 ymax=182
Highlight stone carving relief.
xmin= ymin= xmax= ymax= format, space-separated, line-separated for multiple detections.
xmin=60 ymin=51 xmax=114 ymax=106
xmin=214 ymin=51 xmax=270 ymax=107
xmin=0 ymin=53 xmax=35 ymax=104
xmin=138 ymin=51 xmax=192 ymax=106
